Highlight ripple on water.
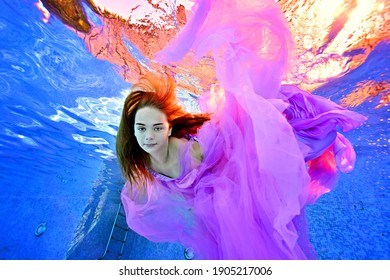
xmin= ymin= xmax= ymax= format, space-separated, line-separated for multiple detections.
xmin=0 ymin=76 xmax=10 ymax=95
xmin=50 ymin=93 xmax=125 ymax=137
xmin=0 ymin=49 xmax=39 ymax=83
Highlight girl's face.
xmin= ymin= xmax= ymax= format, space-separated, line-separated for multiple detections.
xmin=134 ymin=106 xmax=172 ymax=154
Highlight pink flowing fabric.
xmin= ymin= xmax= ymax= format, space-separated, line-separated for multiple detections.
xmin=121 ymin=0 xmax=366 ymax=259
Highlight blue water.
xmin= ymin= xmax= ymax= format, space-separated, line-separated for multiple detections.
xmin=0 ymin=0 xmax=389 ymax=260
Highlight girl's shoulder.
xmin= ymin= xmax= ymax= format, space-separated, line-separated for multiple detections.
xmin=171 ymin=136 xmax=203 ymax=163
xmin=189 ymin=140 xmax=203 ymax=162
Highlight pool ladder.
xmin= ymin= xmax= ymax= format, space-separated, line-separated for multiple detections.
xmin=98 ymin=203 xmax=129 ymax=260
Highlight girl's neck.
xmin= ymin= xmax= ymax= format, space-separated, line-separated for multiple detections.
xmin=149 ymin=139 xmax=171 ymax=167
xmin=148 ymin=137 xmax=182 ymax=179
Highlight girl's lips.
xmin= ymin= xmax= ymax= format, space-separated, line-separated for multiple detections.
xmin=144 ymin=143 xmax=157 ymax=147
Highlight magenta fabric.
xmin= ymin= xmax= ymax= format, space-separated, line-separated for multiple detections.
xmin=120 ymin=0 xmax=366 ymax=259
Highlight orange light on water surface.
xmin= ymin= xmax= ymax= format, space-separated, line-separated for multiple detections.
xmin=340 ymin=80 xmax=390 ymax=109
xmin=280 ymin=0 xmax=389 ymax=83
xmin=35 ymin=0 xmax=390 ymax=108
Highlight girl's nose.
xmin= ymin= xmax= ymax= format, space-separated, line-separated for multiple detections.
xmin=145 ymin=130 xmax=154 ymax=140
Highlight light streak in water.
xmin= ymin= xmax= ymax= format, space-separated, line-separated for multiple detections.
xmin=35 ymin=0 xmax=50 ymax=24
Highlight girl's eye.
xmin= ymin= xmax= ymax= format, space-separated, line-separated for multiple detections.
xmin=137 ymin=127 xmax=145 ymax=132
xmin=154 ymin=127 xmax=163 ymax=131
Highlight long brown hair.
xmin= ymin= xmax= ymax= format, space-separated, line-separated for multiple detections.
xmin=116 ymin=71 xmax=211 ymax=190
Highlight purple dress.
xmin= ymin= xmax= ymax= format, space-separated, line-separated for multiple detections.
xmin=121 ymin=0 xmax=366 ymax=259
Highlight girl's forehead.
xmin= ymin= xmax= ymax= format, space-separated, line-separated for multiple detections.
xmin=135 ymin=106 xmax=168 ymax=123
